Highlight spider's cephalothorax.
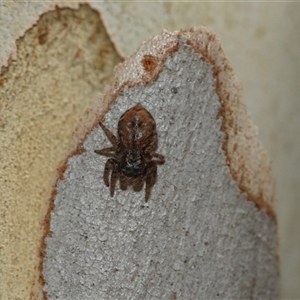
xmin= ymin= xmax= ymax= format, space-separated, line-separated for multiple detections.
xmin=120 ymin=149 xmax=146 ymax=178
xmin=94 ymin=104 xmax=165 ymax=201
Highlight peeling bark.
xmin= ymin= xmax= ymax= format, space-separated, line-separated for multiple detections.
xmin=40 ymin=29 xmax=279 ymax=300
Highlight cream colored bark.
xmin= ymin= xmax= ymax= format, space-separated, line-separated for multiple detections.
xmin=0 ymin=5 xmax=122 ymax=300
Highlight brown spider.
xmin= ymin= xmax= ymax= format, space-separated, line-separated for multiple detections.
xmin=94 ymin=104 xmax=165 ymax=201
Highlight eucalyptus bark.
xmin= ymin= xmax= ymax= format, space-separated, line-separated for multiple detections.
xmin=41 ymin=29 xmax=279 ymax=299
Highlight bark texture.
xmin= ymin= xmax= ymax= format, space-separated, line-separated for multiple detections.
xmin=42 ymin=29 xmax=279 ymax=299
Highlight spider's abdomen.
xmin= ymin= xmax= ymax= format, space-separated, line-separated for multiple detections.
xmin=120 ymin=149 xmax=146 ymax=178
xmin=118 ymin=104 xmax=157 ymax=149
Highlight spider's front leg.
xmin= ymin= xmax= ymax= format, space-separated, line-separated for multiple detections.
xmin=132 ymin=175 xmax=145 ymax=193
xmin=102 ymin=159 xmax=119 ymax=197
xmin=99 ymin=122 xmax=118 ymax=147
xmin=145 ymin=161 xmax=157 ymax=202
xmin=120 ymin=172 xmax=128 ymax=191
xmin=109 ymin=160 xmax=119 ymax=197
xmin=151 ymin=153 xmax=165 ymax=164
xmin=144 ymin=140 xmax=165 ymax=164
xmin=102 ymin=159 xmax=115 ymax=187
xmin=95 ymin=147 xmax=116 ymax=158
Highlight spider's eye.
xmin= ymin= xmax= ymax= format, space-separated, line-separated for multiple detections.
xmin=121 ymin=149 xmax=145 ymax=178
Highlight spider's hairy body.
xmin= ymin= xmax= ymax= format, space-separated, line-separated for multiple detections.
xmin=95 ymin=104 xmax=164 ymax=201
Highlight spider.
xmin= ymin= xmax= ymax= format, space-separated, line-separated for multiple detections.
xmin=94 ymin=104 xmax=165 ymax=201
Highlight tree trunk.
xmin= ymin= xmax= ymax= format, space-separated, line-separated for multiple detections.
xmin=3 ymin=3 xmax=297 ymax=300
xmin=40 ymin=29 xmax=279 ymax=300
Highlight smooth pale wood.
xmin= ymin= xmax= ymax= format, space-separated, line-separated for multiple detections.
xmin=41 ymin=29 xmax=279 ymax=299
xmin=0 ymin=6 xmax=122 ymax=300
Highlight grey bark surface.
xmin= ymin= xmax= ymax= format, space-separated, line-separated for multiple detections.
xmin=43 ymin=44 xmax=279 ymax=299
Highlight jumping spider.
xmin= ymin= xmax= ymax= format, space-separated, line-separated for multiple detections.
xmin=94 ymin=104 xmax=165 ymax=201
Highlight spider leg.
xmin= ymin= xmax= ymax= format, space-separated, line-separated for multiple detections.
xmin=145 ymin=161 xmax=157 ymax=202
xmin=99 ymin=123 xmax=118 ymax=147
xmin=109 ymin=160 xmax=119 ymax=197
xmin=95 ymin=147 xmax=117 ymax=158
xmin=103 ymin=159 xmax=115 ymax=187
xmin=143 ymin=134 xmax=165 ymax=164
xmin=151 ymin=153 xmax=165 ymax=164
xmin=144 ymin=133 xmax=158 ymax=154
xmin=132 ymin=175 xmax=145 ymax=192
xmin=120 ymin=172 xmax=128 ymax=191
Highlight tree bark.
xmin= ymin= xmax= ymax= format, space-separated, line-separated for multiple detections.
xmin=4 ymin=3 xmax=296 ymax=299
xmin=41 ymin=29 xmax=279 ymax=299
